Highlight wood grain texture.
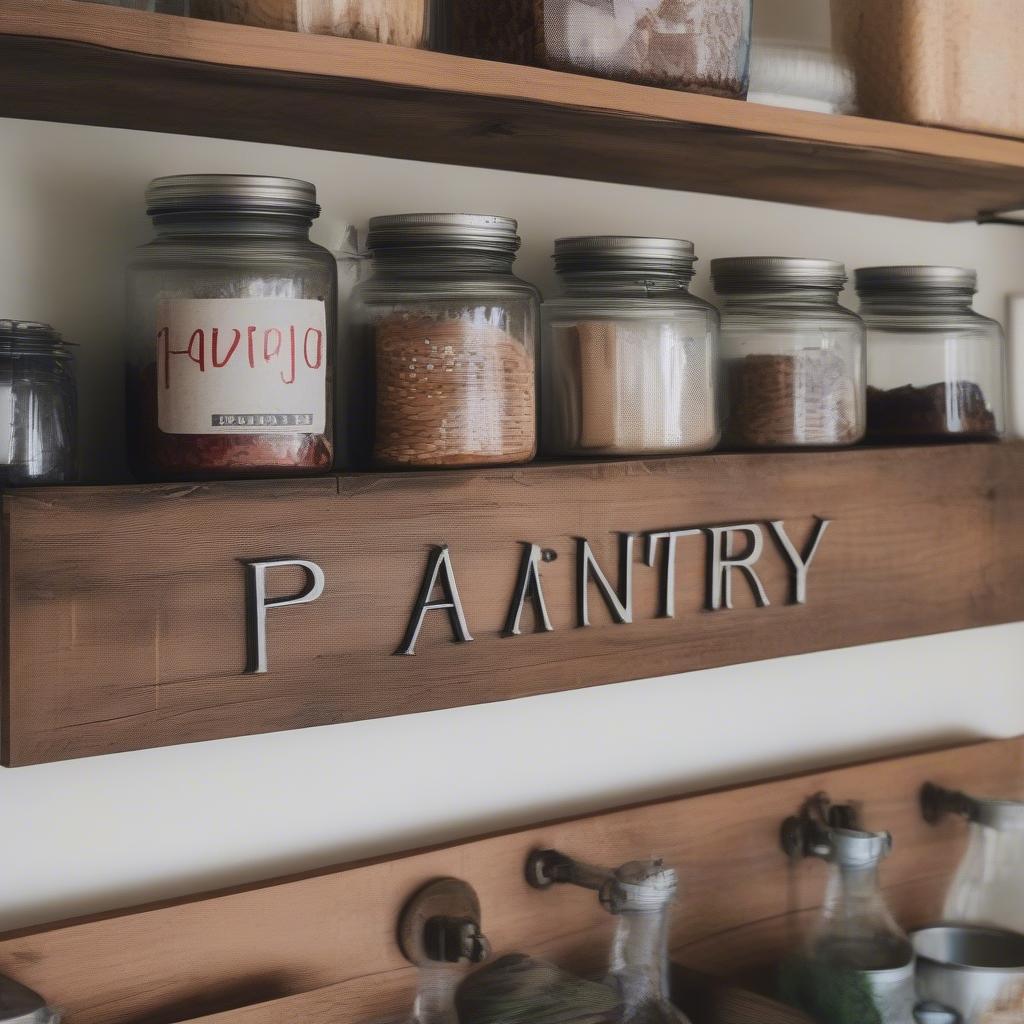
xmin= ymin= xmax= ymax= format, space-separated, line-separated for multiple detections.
xmin=3 ymin=442 xmax=1023 ymax=766
xmin=3 ymin=0 xmax=1024 ymax=219
xmin=0 ymin=738 xmax=1019 ymax=1024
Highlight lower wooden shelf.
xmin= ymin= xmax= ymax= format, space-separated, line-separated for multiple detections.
xmin=2 ymin=442 xmax=1022 ymax=766
xmin=0 ymin=737 xmax=1019 ymax=1024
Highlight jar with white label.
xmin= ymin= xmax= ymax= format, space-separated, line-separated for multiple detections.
xmin=126 ymin=175 xmax=337 ymax=480
xmin=0 ymin=320 xmax=78 ymax=485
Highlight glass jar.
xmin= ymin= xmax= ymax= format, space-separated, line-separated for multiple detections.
xmin=442 ymin=0 xmax=751 ymax=98
xmin=191 ymin=0 xmax=432 ymax=47
xmin=126 ymin=175 xmax=337 ymax=481
xmin=81 ymin=0 xmax=190 ymax=12
xmin=854 ymin=267 xmax=1007 ymax=443
xmin=942 ymin=796 xmax=1024 ymax=935
xmin=541 ymin=236 xmax=719 ymax=457
xmin=782 ymin=826 xmax=916 ymax=1024
xmin=351 ymin=213 xmax=538 ymax=469
xmin=0 ymin=321 xmax=78 ymax=486
xmin=711 ymin=257 xmax=866 ymax=449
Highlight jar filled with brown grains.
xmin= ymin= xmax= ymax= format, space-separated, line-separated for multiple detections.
xmin=711 ymin=257 xmax=866 ymax=449
xmin=351 ymin=214 xmax=538 ymax=469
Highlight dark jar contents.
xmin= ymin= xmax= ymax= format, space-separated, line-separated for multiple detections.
xmin=0 ymin=320 xmax=78 ymax=485
xmin=855 ymin=266 xmax=1006 ymax=445
xmin=351 ymin=213 xmax=539 ymax=470
xmin=711 ymin=257 xmax=866 ymax=449
xmin=125 ymin=175 xmax=337 ymax=480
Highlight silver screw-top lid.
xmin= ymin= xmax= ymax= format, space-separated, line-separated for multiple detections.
xmin=0 ymin=320 xmax=71 ymax=352
xmin=145 ymin=175 xmax=321 ymax=219
xmin=365 ymin=213 xmax=521 ymax=255
xmin=855 ymin=265 xmax=978 ymax=295
xmin=826 ymin=826 xmax=893 ymax=868
xmin=554 ymin=236 xmax=696 ymax=278
xmin=711 ymin=256 xmax=847 ymax=292
xmin=600 ymin=859 xmax=678 ymax=914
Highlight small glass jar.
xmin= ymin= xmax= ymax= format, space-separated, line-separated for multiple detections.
xmin=854 ymin=267 xmax=1007 ymax=443
xmin=192 ymin=0 xmax=431 ymax=48
xmin=81 ymin=0 xmax=190 ymax=12
xmin=541 ymin=236 xmax=719 ymax=457
xmin=0 ymin=321 xmax=78 ymax=486
xmin=711 ymin=257 xmax=866 ymax=449
xmin=351 ymin=213 xmax=538 ymax=469
xmin=126 ymin=175 xmax=337 ymax=481
xmin=442 ymin=0 xmax=751 ymax=98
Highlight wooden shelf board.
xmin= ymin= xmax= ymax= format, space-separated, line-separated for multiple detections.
xmin=0 ymin=737 xmax=1020 ymax=1024
xmin=2 ymin=442 xmax=1022 ymax=766
xmin=4 ymin=0 xmax=1024 ymax=220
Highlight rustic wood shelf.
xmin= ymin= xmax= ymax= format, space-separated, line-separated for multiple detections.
xmin=2 ymin=442 xmax=1022 ymax=766
xmin=0 ymin=737 xmax=1019 ymax=1024
xmin=4 ymin=0 xmax=1024 ymax=220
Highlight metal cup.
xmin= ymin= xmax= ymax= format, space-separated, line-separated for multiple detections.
xmin=913 ymin=925 xmax=1024 ymax=1024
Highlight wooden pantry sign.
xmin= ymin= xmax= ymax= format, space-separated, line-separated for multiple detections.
xmin=2 ymin=444 xmax=1022 ymax=766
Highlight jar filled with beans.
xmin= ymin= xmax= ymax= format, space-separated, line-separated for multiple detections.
xmin=351 ymin=214 xmax=539 ymax=469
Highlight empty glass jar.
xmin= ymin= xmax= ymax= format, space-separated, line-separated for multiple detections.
xmin=854 ymin=267 xmax=1007 ymax=443
xmin=541 ymin=236 xmax=719 ymax=457
xmin=125 ymin=175 xmax=337 ymax=481
xmin=351 ymin=213 xmax=538 ymax=469
xmin=712 ymin=257 xmax=866 ymax=449
xmin=0 ymin=321 xmax=78 ymax=486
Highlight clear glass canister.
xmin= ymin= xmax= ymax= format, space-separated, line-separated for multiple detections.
xmin=191 ymin=0 xmax=431 ymax=47
xmin=541 ymin=236 xmax=719 ymax=457
xmin=944 ymin=798 xmax=1024 ymax=935
xmin=0 ymin=321 xmax=78 ymax=485
xmin=351 ymin=213 xmax=538 ymax=469
xmin=126 ymin=175 xmax=337 ymax=480
xmin=854 ymin=267 xmax=1007 ymax=443
xmin=81 ymin=0 xmax=191 ymax=12
xmin=443 ymin=0 xmax=751 ymax=97
xmin=540 ymin=0 xmax=751 ymax=95
xmin=711 ymin=257 xmax=866 ymax=449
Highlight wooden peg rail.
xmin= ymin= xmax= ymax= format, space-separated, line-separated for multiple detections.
xmin=0 ymin=736 xmax=1020 ymax=1024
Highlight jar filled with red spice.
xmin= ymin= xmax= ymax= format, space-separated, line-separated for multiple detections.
xmin=126 ymin=174 xmax=337 ymax=480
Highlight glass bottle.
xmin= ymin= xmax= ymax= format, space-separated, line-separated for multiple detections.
xmin=125 ymin=175 xmax=337 ymax=480
xmin=785 ymin=826 xmax=915 ymax=1024
xmin=0 ymin=320 xmax=78 ymax=485
xmin=711 ymin=257 xmax=866 ymax=449
xmin=854 ymin=266 xmax=1007 ymax=443
xmin=350 ymin=213 xmax=539 ymax=470
xmin=937 ymin=793 xmax=1024 ymax=934
xmin=600 ymin=861 xmax=691 ymax=1024
xmin=541 ymin=236 xmax=720 ymax=457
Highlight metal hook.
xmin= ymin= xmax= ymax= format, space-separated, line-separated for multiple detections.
xmin=398 ymin=878 xmax=491 ymax=967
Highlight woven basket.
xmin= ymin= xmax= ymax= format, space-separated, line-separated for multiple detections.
xmin=832 ymin=0 xmax=1024 ymax=139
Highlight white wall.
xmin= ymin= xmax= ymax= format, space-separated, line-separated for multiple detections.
xmin=0 ymin=0 xmax=1022 ymax=934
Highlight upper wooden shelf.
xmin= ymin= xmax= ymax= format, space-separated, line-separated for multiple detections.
xmin=4 ymin=0 xmax=1024 ymax=221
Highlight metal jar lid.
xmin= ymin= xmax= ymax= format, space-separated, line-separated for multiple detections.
xmin=365 ymin=213 xmax=521 ymax=255
xmin=827 ymin=826 xmax=893 ymax=869
xmin=0 ymin=320 xmax=73 ymax=355
xmin=145 ymin=175 xmax=321 ymax=219
xmin=711 ymin=256 xmax=847 ymax=292
xmin=855 ymin=265 xmax=978 ymax=295
xmin=554 ymin=236 xmax=696 ymax=278
xmin=600 ymin=860 xmax=678 ymax=914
